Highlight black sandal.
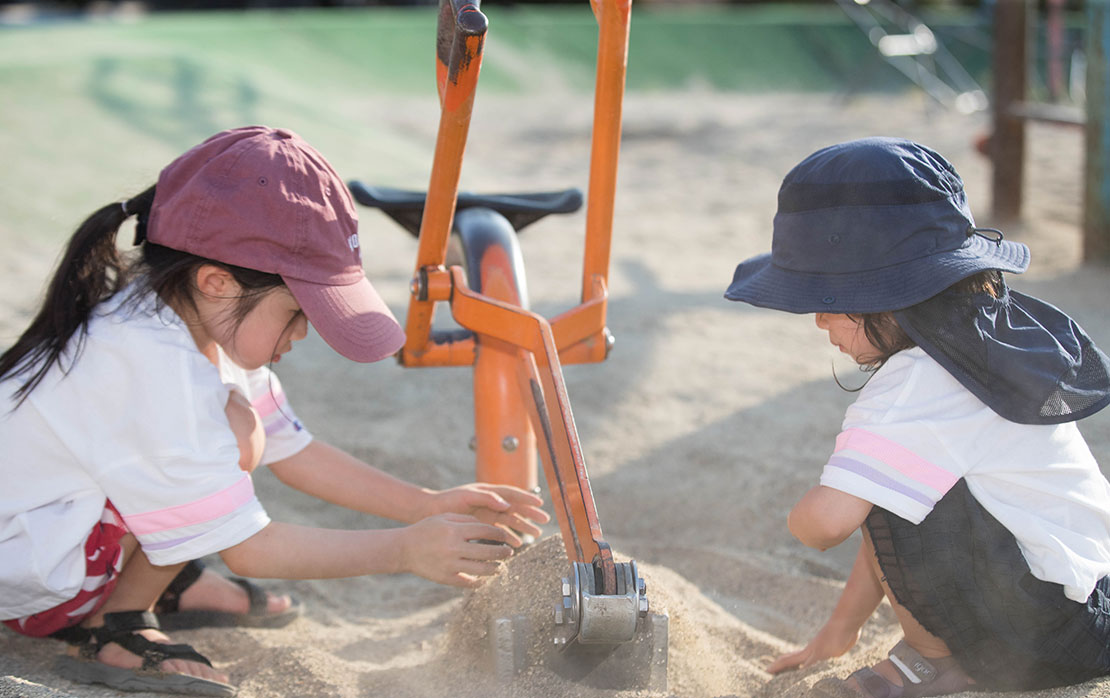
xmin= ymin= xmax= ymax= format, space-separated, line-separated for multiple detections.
xmin=156 ymin=559 xmax=303 ymax=630
xmin=55 ymin=610 xmax=236 ymax=696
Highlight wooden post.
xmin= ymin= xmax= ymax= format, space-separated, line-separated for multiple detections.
xmin=992 ymin=0 xmax=1028 ymax=221
xmin=1085 ymin=0 xmax=1110 ymax=261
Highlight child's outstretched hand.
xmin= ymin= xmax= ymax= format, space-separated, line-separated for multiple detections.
xmin=427 ymin=483 xmax=551 ymax=545
xmin=398 ymin=513 xmax=516 ymax=587
xmin=766 ymin=622 xmax=861 ymax=674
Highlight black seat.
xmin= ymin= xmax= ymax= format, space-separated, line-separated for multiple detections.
xmin=348 ymin=182 xmax=583 ymax=236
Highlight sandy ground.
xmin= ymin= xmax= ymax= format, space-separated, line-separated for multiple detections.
xmin=2 ymin=90 xmax=1109 ymax=698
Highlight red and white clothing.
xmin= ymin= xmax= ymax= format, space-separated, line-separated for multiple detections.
xmin=2 ymin=503 xmax=128 ymax=637
xmin=0 ymin=288 xmax=312 ymax=620
xmin=820 ymin=346 xmax=1110 ymax=602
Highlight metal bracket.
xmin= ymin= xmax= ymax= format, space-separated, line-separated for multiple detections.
xmin=555 ymin=560 xmax=648 ymax=646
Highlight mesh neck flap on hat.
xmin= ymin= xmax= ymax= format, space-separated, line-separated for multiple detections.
xmin=892 ymin=285 xmax=1110 ymax=425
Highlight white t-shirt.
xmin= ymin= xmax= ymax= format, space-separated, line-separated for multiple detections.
xmin=820 ymin=347 xmax=1110 ymax=602
xmin=0 ymin=289 xmax=312 ymax=619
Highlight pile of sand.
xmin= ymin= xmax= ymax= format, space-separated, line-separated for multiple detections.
xmin=437 ymin=535 xmax=830 ymax=698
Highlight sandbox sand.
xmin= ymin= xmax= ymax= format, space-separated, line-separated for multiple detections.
xmin=2 ymin=91 xmax=1109 ymax=698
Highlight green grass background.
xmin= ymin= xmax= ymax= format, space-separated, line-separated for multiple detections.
xmin=0 ymin=4 xmax=990 ymax=250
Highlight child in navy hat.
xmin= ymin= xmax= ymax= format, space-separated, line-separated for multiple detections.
xmin=727 ymin=137 xmax=1110 ymax=697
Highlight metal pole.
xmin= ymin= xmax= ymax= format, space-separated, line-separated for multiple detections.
xmin=992 ymin=0 xmax=1028 ymax=221
xmin=1085 ymin=0 xmax=1110 ymax=261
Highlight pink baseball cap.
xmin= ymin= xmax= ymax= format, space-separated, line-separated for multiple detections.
xmin=147 ymin=126 xmax=405 ymax=363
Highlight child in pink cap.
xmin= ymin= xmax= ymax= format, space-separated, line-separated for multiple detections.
xmin=0 ymin=126 xmax=549 ymax=696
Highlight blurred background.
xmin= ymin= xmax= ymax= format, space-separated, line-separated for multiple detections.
xmin=0 ymin=0 xmax=1096 ymax=317
xmin=0 ymin=0 xmax=1098 ymax=312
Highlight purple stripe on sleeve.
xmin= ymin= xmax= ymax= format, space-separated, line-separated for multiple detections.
xmin=835 ymin=428 xmax=958 ymax=492
xmin=141 ymin=531 xmax=206 ymax=551
xmin=826 ymin=455 xmax=936 ymax=508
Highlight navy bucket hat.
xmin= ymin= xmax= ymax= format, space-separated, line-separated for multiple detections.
xmin=724 ymin=137 xmax=1030 ymax=314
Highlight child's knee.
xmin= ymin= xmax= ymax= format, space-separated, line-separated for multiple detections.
xmin=224 ymin=390 xmax=264 ymax=472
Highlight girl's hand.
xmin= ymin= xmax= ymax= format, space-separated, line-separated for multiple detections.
xmin=398 ymin=513 xmax=516 ymax=587
xmin=225 ymin=390 xmax=264 ymax=473
xmin=427 ymin=483 xmax=550 ymax=545
xmin=766 ymin=622 xmax=861 ymax=674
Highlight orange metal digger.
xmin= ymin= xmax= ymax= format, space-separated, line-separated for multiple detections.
xmin=349 ymin=0 xmax=666 ymax=688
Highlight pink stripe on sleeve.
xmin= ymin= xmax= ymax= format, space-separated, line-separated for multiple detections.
xmin=124 ymin=475 xmax=256 ymax=535
xmin=834 ymin=428 xmax=958 ymax=493
xmin=251 ymin=389 xmax=286 ymax=419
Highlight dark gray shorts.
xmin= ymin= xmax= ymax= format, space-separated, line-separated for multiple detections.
xmin=866 ymin=479 xmax=1110 ymax=691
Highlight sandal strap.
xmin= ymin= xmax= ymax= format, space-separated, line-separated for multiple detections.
xmin=112 ymin=634 xmax=215 ymax=671
xmin=848 ymin=666 xmax=903 ymax=698
xmin=230 ymin=577 xmax=268 ymax=614
xmin=101 ymin=610 xmax=161 ymax=634
xmin=154 ymin=559 xmax=206 ymax=614
xmin=888 ymin=640 xmax=938 ymax=685
xmin=51 ymin=610 xmax=159 ymax=647
xmin=75 ymin=610 xmax=215 ymax=670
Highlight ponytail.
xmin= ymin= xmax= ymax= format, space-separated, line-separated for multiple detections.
xmin=0 ymin=186 xmax=156 ymax=404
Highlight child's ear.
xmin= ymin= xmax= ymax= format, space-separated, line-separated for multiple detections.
xmin=194 ymin=265 xmax=238 ymax=298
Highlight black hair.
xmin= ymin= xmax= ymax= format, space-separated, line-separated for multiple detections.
xmin=835 ymin=270 xmax=1004 ymax=389
xmin=0 ymin=185 xmax=285 ymax=406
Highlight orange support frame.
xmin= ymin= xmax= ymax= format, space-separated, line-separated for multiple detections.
xmin=403 ymin=0 xmax=487 ymax=359
xmin=399 ymin=0 xmax=631 ymax=593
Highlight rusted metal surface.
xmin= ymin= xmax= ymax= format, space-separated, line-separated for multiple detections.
xmin=991 ymin=0 xmax=1028 ymax=221
xmin=1085 ymin=0 xmax=1110 ymax=261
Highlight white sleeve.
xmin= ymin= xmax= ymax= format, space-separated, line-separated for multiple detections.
xmin=33 ymin=318 xmax=271 ymax=566
xmin=238 ymin=365 xmax=314 ymax=465
xmin=818 ymin=351 xmax=970 ymax=524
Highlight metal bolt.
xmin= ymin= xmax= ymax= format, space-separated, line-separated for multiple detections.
xmin=502 ymin=436 xmax=519 ymax=452
xmin=409 ymin=276 xmax=422 ymax=297
xmin=553 ymin=636 xmax=566 ymax=646
xmin=559 ymin=594 xmax=577 ymax=621
xmin=603 ymin=328 xmax=616 ymax=357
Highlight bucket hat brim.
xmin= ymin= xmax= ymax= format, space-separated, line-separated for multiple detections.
xmin=724 ymin=234 xmax=1030 ymax=314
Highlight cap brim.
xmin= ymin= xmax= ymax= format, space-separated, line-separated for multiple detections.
xmin=724 ymin=237 xmax=1031 ymax=314
xmin=284 ymin=275 xmax=406 ymax=363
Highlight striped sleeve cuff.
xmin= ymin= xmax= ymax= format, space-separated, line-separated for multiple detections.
xmin=124 ymin=474 xmax=271 ymax=565
xmin=820 ymin=428 xmax=960 ymax=524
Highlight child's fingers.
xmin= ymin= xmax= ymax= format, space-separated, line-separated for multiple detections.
xmin=460 ymin=520 xmax=511 ymax=542
xmin=492 ymin=525 xmax=524 ymax=548
xmin=494 ymin=485 xmax=545 ymax=507
xmin=517 ymin=505 xmax=550 ymax=525
xmin=503 ymin=503 xmax=550 ymax=525
xmin=453 ymin=558 xmax=504 ymax=578
xmin=498 ymin=512 xmax=543 ymax=539
xmin=463 ymin=535 xmax=514 ymax=560
xmin=438 ymin=512 xmax=480 ymax=523
xmin=766 ymin=650 xmax=805 ymax=674
xmin=464 ymin=488 xmax=510 ymax=512
xmin=444 ymin=572 xmax=483 ymax=589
